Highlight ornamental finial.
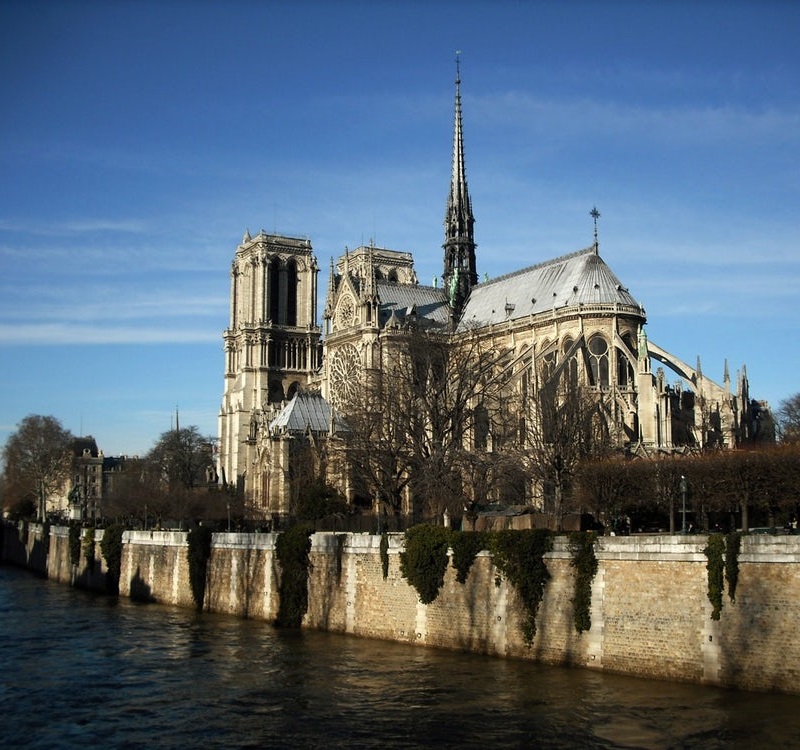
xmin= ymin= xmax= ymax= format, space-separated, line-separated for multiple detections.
xmin=590 ymin=206 xmax=601 ymax=252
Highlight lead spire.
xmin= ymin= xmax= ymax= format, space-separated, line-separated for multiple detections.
xmin=443 ymin=51 xmax=477 ymax=322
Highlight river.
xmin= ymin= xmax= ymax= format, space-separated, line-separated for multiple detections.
xmin=1 ymin=565 xmax=799 ymax=748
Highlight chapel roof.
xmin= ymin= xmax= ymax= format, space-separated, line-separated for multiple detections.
xmin=269 ymin=390 xmax=346 ymax=435
xmin=459 ymin=247 xmax=645 ymax=328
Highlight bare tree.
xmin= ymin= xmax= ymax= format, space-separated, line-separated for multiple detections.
xmin=518 ymin=377 xmax=614 ymax=530
xmin=777 ymin=393 xmax=800 ymax=443
xmin=146 ymin=425 xmax=215 ymax=491
xmin=2 ymin=415 xmax=74 ymax=521
xmin=338 ymin=327 xmax=514 ymax=522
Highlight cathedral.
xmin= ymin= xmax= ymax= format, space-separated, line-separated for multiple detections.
xmin=218 ymin=66 xmax=761 ymax=518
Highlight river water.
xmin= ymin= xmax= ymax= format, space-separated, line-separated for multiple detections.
xmin=1 ymin=565 xmax=799 ymax=749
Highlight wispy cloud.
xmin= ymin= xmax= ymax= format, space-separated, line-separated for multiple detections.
xmin=0 ymin=217 xmax=150 ymax=235
xmin=471 ymin=91 xmax=800 ymax=146
xmin=0 ymin=323 xmax=220 ymax=345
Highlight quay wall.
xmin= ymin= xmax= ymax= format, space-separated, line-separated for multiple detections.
xmin=3 ymin=523 xmax=800 ymax=694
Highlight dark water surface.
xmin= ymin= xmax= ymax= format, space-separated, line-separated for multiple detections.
xmin=1 ymin=565 xmax=799 ymax=749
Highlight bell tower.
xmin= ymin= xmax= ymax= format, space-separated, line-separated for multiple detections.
xmin=218 ymin=231 xmax=321 ymax=493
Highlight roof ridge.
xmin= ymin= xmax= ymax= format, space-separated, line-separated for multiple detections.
xmin=477 ymin=246 xmax=596 ymax=288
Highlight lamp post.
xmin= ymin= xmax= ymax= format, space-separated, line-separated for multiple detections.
xmin=227 ymin=499 xmax=231 ymax=533
xmin=680 ymin=475 xmax=688 ymax=534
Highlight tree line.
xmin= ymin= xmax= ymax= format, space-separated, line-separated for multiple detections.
xmin=2 ymin=385 xmax=799 ymax=532
xmin=1 ymin=414 xmax=235 ymax=528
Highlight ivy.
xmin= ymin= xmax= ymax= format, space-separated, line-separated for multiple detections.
xmin=704 ymin=533 xmax=725 ymax=620
xmin=187 ymin=525 xmax=213 ymax=611
xmin=450 ymin=531 xmax=488 ymax=584
xmin=41 ymin=521 xmax=50 ymax=556
xmin=725 ymin=531 xmax=742 ymax=603
xmin=399 ymin=524 xmax=451 ymax=605
xmin=275 ymin=524 xmax=313 ymax=628
xmin=379 ymin=531 xmax=390 ymax=580
xmin=83 ymin=527 xmax=96 ymax=571
xmin=490 ymin=529 xmax=553 ymax=644
xmin=100 ymin=524 xmax=126 ymax=594
xmin=68 ymin=523 xmax=81 ymax=567
xmin=568 ymin=531 xmax=598 ymax=634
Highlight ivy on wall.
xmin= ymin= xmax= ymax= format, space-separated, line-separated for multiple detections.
xmin=41 ymin=522 xmax=50 ymax=557
xmin=275 ymin=524 xmax=313 ymax=628
xmin=68 ymin=523 xmax=81 ymax=567
xmin=100 ymin=524 xmax=126 ymax=594
xmin=397 ymin=526 xmax=553 ymax=644
xmin=725 ymin=531 xmax=742 ymax=603
xmin=704 ymin=533 xmax=725 ymax=620
xmin=399 ymin=524 xmax=451 ymax=605
xmin=83 ymin=527 xmax=96 ymax=571
xmin=187 ymin=525 xmax=213 ymax=611
xmin=705 ymin=532 xmax=744 ymax=619
xmin=379 ymin=532 xmax=390 ymax=580
xmin=568 ymin=531 xmax=598 ymax=634
xmin=490 ymin=529 xmax=553 ymax=644
xmin=450 ymin=531 xmax=488 ymax=584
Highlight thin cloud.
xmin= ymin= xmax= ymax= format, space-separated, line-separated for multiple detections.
xmin=0 ymin=217 xmax=149 ymax=235
xmin=0 ymin=323 xmax=220 ymax=345
xmin=471 ymin=91 xmax=800 ymax=145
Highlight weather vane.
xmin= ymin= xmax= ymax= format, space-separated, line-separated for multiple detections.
xmin=590 ymin=206 xmax=601 ymax=250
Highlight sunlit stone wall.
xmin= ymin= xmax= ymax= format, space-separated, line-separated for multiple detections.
xmin=4 ymin=523 xmax=800 ymax=693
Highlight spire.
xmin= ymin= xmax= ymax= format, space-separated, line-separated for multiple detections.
xmin=443 ymin=51 xmax=477 ymax=321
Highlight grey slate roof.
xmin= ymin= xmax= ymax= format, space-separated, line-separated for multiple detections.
xmin=376 ymin=281 xmax=450 ymax=328
xmin=460 ymin=247 xmax=644 ymax=328
xmin=269 ymin=391 xmax=346 ymax=435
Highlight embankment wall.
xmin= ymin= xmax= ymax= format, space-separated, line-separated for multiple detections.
xmin=3 ymin=523 xmax=799 ymax=694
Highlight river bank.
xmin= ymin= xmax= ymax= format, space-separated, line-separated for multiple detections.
xmin=3 ymin=521 xmax=800 ymax=694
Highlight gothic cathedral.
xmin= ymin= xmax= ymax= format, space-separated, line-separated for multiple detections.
xmin=218 ymin=66 xmax=765 ymax=516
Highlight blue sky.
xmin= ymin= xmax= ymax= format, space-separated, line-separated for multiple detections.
xmin=1 ymin=0 xmax=798 ymax=457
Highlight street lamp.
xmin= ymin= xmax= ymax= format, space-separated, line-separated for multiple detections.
xmin=680 ymin=475 xmax=688 ymax=534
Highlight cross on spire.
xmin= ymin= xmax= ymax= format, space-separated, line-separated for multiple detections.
xmin=590 ymin=206 xmax=601 ymax=252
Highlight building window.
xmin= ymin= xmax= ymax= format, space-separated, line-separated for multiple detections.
xmin=269 ymin=257 xmax=280 ymax=322
xmin=286 ymin=259 xmax=298 ymax=326
xmin=588 ymin=335 xmax=609 ymax=388
xmin=563 ymin=337 xmax=579 ymax=387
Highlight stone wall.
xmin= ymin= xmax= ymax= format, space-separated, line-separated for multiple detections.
xmin=4 ymin=522 xmax=800 ymax=693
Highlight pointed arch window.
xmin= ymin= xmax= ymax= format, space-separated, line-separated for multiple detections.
xmin=269 ymin=257 xmax=280 ymax=322
xmin=563 ymin=337 xmax=579 ymax=387
xmin=588 ymin=335 xmax=610 ymax=388
xmin=286 ymin=259 xmax=298 ymax=326
xmin=617 ymin=334 xmax=635 ymax=388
